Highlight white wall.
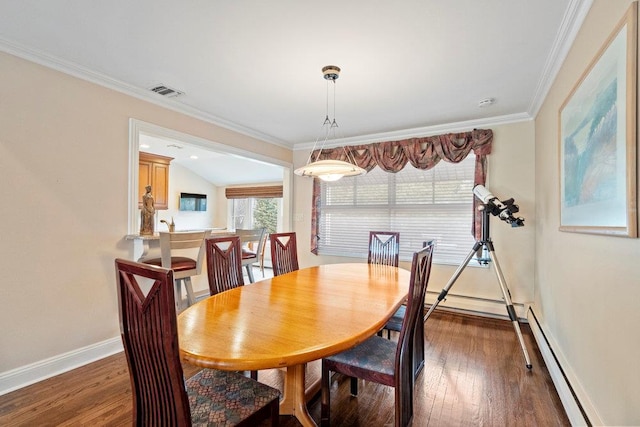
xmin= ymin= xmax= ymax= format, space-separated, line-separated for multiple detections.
xmin=161 ymin=163 xmax=217 ymax=231
xmin=0 ymin=51 xmax=291 ymax=381
xmin=534 ymin=1 xmax=640 ymax=425
xmin=292 ymin=120 xmax=536 ymax=318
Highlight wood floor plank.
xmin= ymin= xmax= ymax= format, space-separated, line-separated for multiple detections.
xmin=0 ymin=311 xmax=570 ymax=426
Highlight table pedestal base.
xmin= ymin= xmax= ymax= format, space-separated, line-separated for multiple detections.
xmin=280 ymin=364 xmax=321 ymax=427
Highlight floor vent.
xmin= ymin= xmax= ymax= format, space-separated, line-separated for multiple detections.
xmin=149 ymin=84 xmax=184 ymax=98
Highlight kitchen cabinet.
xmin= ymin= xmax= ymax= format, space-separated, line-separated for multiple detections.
xmin=139 ymin=152 xmax=173 ymax=210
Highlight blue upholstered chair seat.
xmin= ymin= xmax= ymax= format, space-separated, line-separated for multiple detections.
xmin=186 ymin=369 xmax=280 ymax=426
xmin=325 ymin=336 xmax=397 ymax=385
xmin=385 ymin=305 xmax=406 ymax=332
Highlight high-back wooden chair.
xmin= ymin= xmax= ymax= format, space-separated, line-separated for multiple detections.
xmin=384 ymin=239 xmax=435 ymax=378
xmin=115 ymin=258 xmax=280 ymax=427
xmin=368 ymin=231 xmax=400 ymax=267
xmin=269 ymin=232 xmax=299 ymax=276
xmin=321 ymin=241 xmax=434 ymax=427
xmin=369 ymin=231 xmax=402 ymax=339
xmin=206 ymin=235 xmax=244 ymax=295
xmin=235 ymin=228 xmax=266 ymax=283
xmin=142 ymin=229 xmax=211 ymax=310
xmin=204 ymin=236 xmax=259 ymax=380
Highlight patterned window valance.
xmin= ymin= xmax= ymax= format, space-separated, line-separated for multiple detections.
xmin=310 ymin=129 xmax=493 ymax=254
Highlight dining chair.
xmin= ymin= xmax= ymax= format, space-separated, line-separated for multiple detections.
xmin=384 ymin=240 xmax=435 ymax=379
xmin=235 ymin=228 xmax=266 ymax=283
xmin=321 ymin=241 xmax=434 ymax=427
xmin=270 ymin=232 xmax=299 ymax=276
xmin=115 ymin=258 xmax=280 ymax=427
xmin=368 ymin=231 xmax=400 ymax=267
xmin=205 ymin=236 xmax=258 ymax=381
xmin=206 ymin=235 xmax=245 ymax=295
xmin=142 ymin=230 xmax=211 ymax=310
xmin=369 ymin=231 xmax=402 ymax=339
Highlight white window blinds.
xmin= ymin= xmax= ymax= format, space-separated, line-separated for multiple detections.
xmin=317 ymin=155 xmax=476 ymax=265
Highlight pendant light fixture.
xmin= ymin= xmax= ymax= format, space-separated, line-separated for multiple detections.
xmin=294 ymin=65 xmax=366 ymax=182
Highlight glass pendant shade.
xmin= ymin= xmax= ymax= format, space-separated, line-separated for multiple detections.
xmin=294 ymin=65 xmax=367 ymax=182
xmin=294 ymin=159 xmax=366 ymax=181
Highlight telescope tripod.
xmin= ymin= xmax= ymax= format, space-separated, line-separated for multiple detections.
xmin=425 ymin=205 xmax=532 ymax=369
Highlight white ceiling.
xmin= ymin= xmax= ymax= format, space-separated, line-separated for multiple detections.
xmin=138 ymin=133 xmax=285 ymax=186
xmin=0 ymin=0 xmax=592 ymax=182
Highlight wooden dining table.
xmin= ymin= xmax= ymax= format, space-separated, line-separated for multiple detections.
xmin=177 ymin=262 xmax=411 ymax=427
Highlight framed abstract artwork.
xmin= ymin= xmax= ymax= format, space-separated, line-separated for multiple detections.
xmin=559 ymin=2 xmax=637 ymax=237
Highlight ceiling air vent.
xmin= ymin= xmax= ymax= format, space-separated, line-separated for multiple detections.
xmin=149 ymin=84 xmax=184 ymax=98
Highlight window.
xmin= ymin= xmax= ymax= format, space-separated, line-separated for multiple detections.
xmin=317 ymin=156 xmax=476 ymax=265
xmin=231 ymin=197 xmax=281 ymax=233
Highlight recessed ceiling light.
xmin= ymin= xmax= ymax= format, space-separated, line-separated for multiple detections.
xmin=478 ymin=98 xmax=495 ymax=108
xmin=190 ymin=155 xmax=198 ymax=160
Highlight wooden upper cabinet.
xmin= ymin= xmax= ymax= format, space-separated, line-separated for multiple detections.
xmin=138 ymin=152 xmax=173 ymax=210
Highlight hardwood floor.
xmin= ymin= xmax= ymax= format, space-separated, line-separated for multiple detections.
xmin=0 ymin=311 xmax=569 ymax=426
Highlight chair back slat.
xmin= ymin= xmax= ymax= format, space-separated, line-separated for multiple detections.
xmin=270 ymin=232 xmax=299 ymax=276
xmin=115 ymin=259 xmax=191 ymax=426
xmin=368 ymin=231 xmax=400 ymax=267
xmin=206 ymin=236 xmax=245 ymax=295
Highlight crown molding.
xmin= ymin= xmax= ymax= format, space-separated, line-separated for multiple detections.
xmin=0 ymin=37 xmax=291 ymax=150
xmin=293 ymin=112 xmax=532 ymax=151
xmin=2 ymin=0 xmax=592 ymax=154
xmin=293 ymin=0 xmax=594 ymax=152
xmin=527 ymin=0 xmax=594 ymax=117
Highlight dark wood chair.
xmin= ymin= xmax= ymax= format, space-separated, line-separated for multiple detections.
xmin=269 ymin=232 xmax=299 ymax=276
xmin=235 ymin=228 xmax=266 ymax=283
xmin=384 ymin=240 xmax=435 ymax=379
xmin=368 ymin=231 xmax=400 ymax=267
xmin=321 ymin=241 xmax=434 ymax=427
xmin=206 ymin=235 xmax=245 ymax=295
xmin=369 ymin=231 xmax=403 ymax=339
xmin=115 ymin=258 xmax=280 ymax=426
xmin=205 ymin=236 xmax=259 ymax=380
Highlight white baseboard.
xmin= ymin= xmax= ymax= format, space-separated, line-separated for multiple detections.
xmin=527 ymin=308 xmax=592 ymax=426
xmin=0 ymin=337 xmax=123 ymax=396
xmin=0 ymin=293 xmax=509 ymax=397
xmin=426 ymin=291 xmax=529 ymax=320
xmin=0 ymin=298 xmax=588 ymax=427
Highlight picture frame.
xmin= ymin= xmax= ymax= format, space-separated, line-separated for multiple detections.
xmin=559 ymin=2 xmax=637 ymax=237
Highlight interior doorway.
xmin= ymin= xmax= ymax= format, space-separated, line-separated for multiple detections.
xmin=128 ymin=119 xmax=292 ymax=235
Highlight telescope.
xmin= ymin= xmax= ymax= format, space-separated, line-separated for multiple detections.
xmin=473 ymin=185 xmax=524 ymax=227
xmin=425 ymin=183 xmax=533 ymax=369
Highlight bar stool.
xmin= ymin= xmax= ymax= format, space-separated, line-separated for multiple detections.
xmin=235 ymin=228 xmax=266 ymax=283
xmin=142 ymin=230 xmax=211 ymax=310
